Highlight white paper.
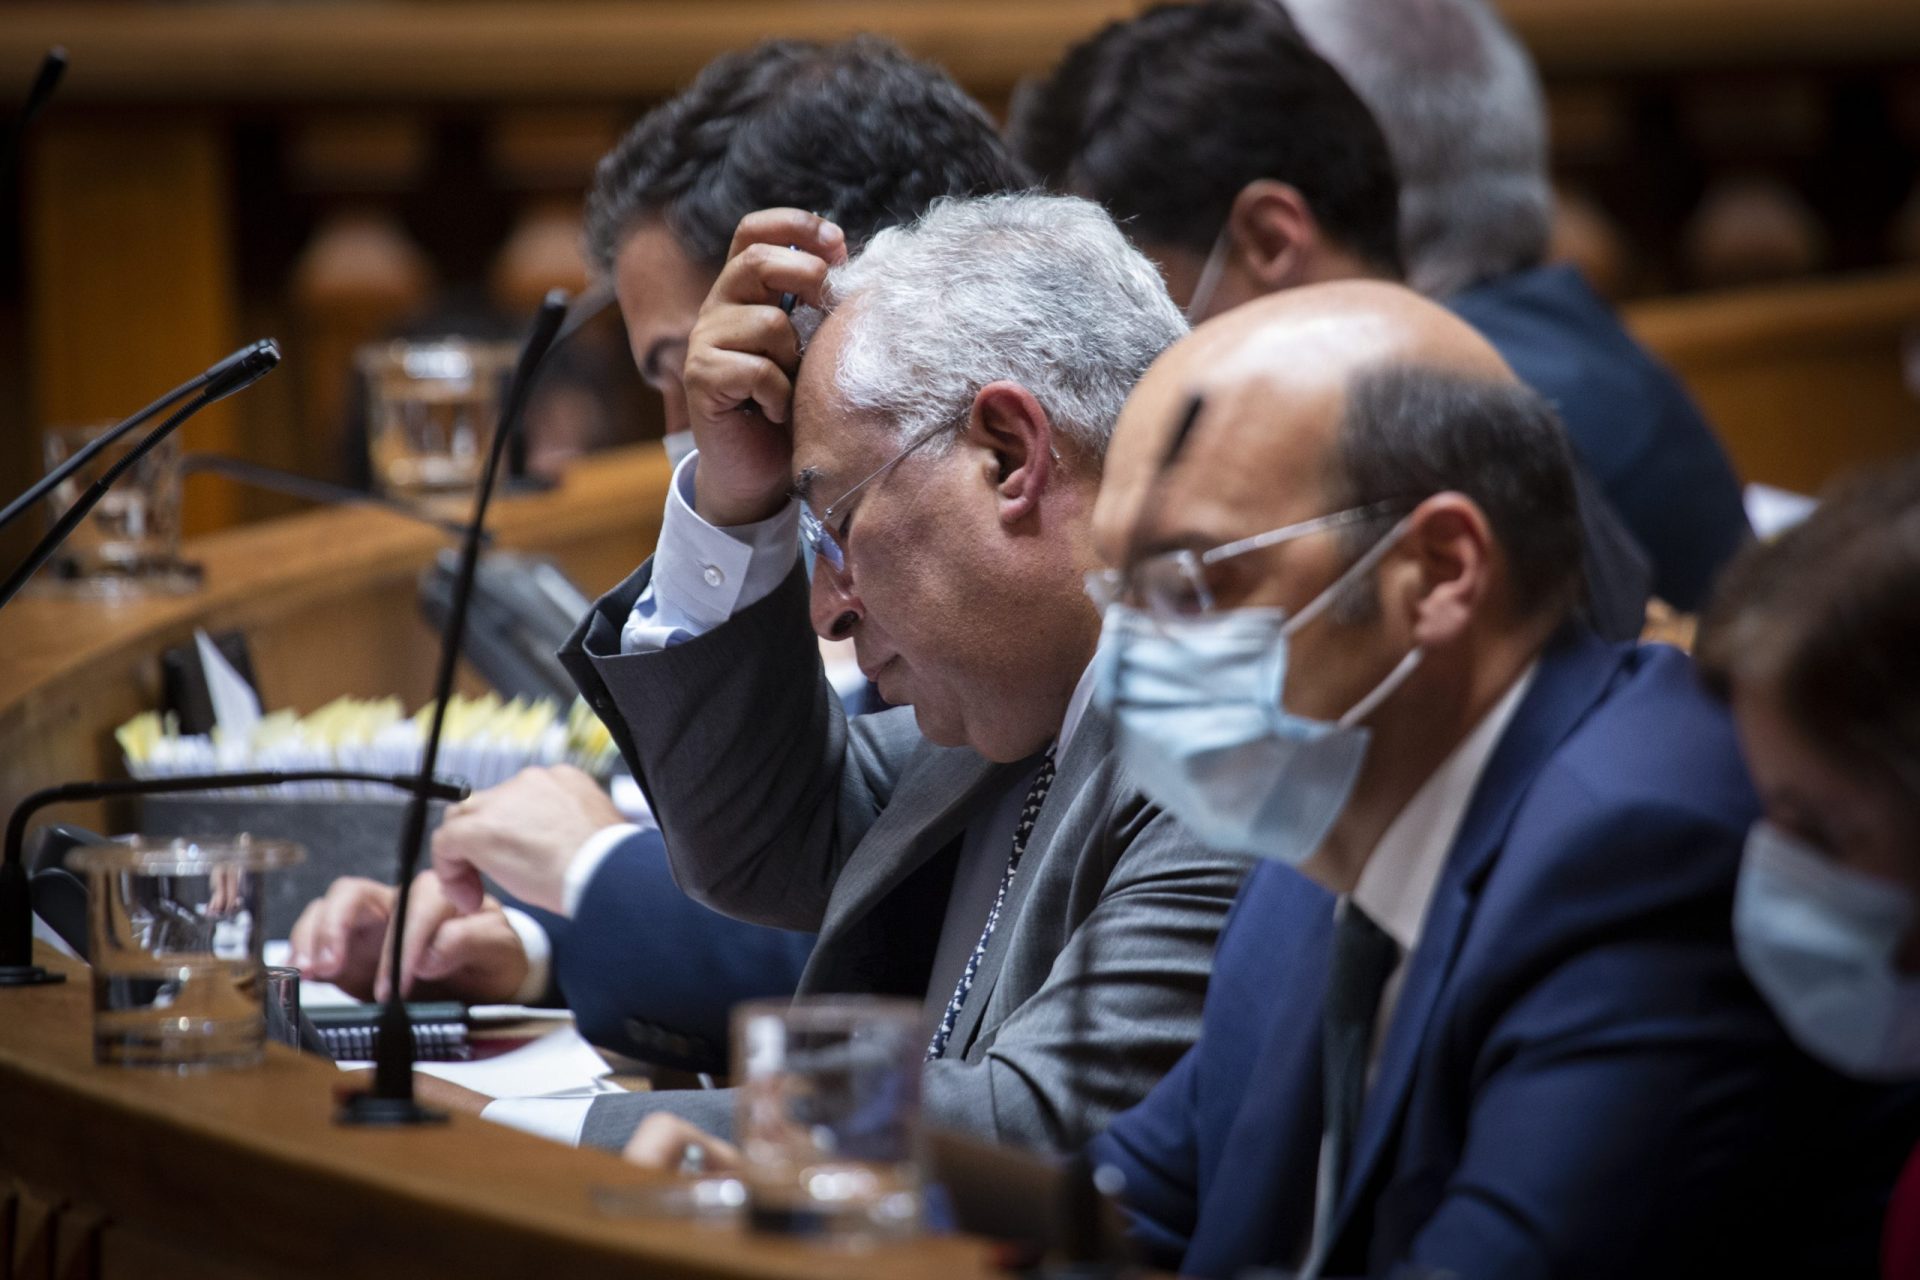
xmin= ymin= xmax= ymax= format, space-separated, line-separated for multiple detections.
xmin=195 ymin=628 xmax=263 ymax=746
xmin=414 ymin=1026 xmax=616 ymax=1099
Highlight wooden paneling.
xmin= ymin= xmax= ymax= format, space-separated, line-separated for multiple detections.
xmin=24 ymin=116 xmax=243 ymax=537
xmin=3 ymin=0 xmax=1917 ymax=108
xmin=1627 ymin=266 xmax=1920 ymax=492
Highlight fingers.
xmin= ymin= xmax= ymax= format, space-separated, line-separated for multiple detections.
xmin=623 ymin=1113 xmax=743 ymax=1173
xmin=413 ymin=909 xmax=528 ymax=1004
xmin=375 ymin=873 xmax=460 ymax=1003
xmin=290 ymin=877 xmax=394 ymax=998
xmin=724 ymin=208 xmax=846 ymax=272
xmin=430 ymin=818 xmax=487 ymax=915
xmin=681 ymin=341 xmax=800 ymax=426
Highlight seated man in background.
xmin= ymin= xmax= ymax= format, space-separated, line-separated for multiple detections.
xmin=287 ymin=35 xmax=1030 ymax=1080
xmin=1281 ymin=0 xmax=1753 ymax=610
xmin=1009 ymin=0 xmax=1654 ymax=642
xmin=551 ymin=192 xmax=1247 ymax=1153
xmin=1083 ymin=282 xmax=1914 ymax=1277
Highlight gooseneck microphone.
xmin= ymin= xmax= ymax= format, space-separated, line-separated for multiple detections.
xmin=3 ymin=47 xmax=65 ymax=212
xmin=0 ymin=770 xmax=469 ymax=988
xmin=335 ymin=290 xmax=570 ymax=1128
xmin=0 ymin=339 xmax=281 ymax=536
xmin=0 ymin=340 xmax=281 ymax=612
xmin=179 ymin=454 xmax=482 ymax=543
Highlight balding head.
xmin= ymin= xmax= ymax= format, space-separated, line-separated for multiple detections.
xmin=1095 ymin=279 xmax=1584 ymax=628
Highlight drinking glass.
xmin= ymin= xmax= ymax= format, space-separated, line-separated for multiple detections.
xmin=68 ymin=836 xmax=303 ymax=1070
xmin=733 ymin=996 xmax=924 ymax=1242
xmin=263 ymin=964 xmax=302 ymax=1049
xmin=358 ymin=339 xmax=515 ymax=498
xmin=38 ymin=423 xmax=196 ymax=597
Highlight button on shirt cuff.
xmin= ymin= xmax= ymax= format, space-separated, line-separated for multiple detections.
xmin=621 ymin=450 xmax=801 ymax=653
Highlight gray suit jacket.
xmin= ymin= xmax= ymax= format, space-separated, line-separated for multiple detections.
xmin=559 ymin=562 xmax=1249 ymax=1154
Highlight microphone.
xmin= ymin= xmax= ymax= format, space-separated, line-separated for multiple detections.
xmin=335 ymin=290 xmax=571 ymax=1128
xmin=0 ymin=339 xmax=284 ymax=535
xmin=179 ymin=453 xmax=483 ymax=543
xmin=0 ymin=340 xmax=282 ymax=612
xmin=3 ymin=47 xmax=65 ymax=210
xmin=0 ymin=769 xmax=469 ymax=988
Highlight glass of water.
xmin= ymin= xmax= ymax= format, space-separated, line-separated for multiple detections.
xmin=733 ymin=996 xmax=924 ymax=1242
xmin=358 ymin=338 xmax=515 ymax=498
xmin=38 ymin=423 xmax=197 ymax=597
xmin=67 ymin=836 xmax=303 ymax=1070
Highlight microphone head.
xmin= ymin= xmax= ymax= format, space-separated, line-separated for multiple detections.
xmin=202 ymin=339 xmax=282 ymax=398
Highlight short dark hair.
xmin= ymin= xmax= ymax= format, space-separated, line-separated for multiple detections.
xmin=1330 ymin=366 xmax=1586 ymax=623
xmin=585 ymin=36 xmax=1030 ymax=274
xmin=1008 ymin=0 xmax=1404 ymax=275
xmin=1698 ymin=456 xmax=1920 ymax=810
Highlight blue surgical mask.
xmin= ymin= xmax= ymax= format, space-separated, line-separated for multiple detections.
xmin=1092 ymin=528 xmax=1421 ymax=864
xmin=1734 ymin=819 xmax=1920 ymax=1080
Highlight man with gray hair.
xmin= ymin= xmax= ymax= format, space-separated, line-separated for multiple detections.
xmin=559 ymin=192 xmax=1249 ymax=1154
xmin=1284 ymin=0 xmax=1753 ymax=610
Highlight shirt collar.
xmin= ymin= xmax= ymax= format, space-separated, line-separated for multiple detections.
xmin=1350 ymin=661 xmax=1538 ymax=953
xmin=1056 ymin=658 xmax=1098 ymax=760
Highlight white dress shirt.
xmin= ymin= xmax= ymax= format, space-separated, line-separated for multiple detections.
xmin=1303 ymin=661 xmax=1536 ymax=1266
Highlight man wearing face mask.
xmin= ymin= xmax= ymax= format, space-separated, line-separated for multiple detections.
xmin=1697 ymin=455 xmax=1920 ymax=1277
xmin=1009 ymin=0 xmax=1657 ymax=642
xmin=1083 ymin=281 xmax=1916 ymax=1278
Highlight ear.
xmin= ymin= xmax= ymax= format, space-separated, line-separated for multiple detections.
xmin=962 ymin=380 xmax=1057 ymax=527
xmin=1226 ymin=179 xmax=1323 ymax=293
xmin=1379 ymin=494 xmax=1494 ymax=648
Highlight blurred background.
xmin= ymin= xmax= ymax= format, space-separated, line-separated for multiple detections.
xmin=1 ymin=0 xmax=1917 ymax=565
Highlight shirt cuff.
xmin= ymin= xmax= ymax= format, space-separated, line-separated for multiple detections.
xmin=480 ymin=1096 xmax=594 ymax=1147
xmin=563 ymin=823 xmax=640 ymax=918
xmin=621 ymin=451 xmax=800 ymax=653
xmin=500 ymin=906 xmax=553 ymax=1005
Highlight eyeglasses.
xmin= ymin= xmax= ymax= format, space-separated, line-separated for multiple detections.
xmin=799 ymin=420 xmax=953 ymax=573
xmin=1084 ymin=502 xmax=1400 ymax=620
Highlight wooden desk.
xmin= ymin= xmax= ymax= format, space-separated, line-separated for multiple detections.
xmin=1626 ymin=267 xmax=1920 ymax=493
xmin=0 ymin=444 xmax=669 ymax=836
xmin=0 ymin=948 xmax=1005 ymax=1280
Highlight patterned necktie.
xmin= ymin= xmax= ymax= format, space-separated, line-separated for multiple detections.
xmin=926 ymin=749 xmax=1058 ymax=1061
xmin=1303 ymin=903 xmax=1401 ymax=1278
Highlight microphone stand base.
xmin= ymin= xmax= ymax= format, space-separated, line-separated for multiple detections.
xmin=334 ymin=1089 xmax=449 ymax=1128
xmin=0 ymin=964 xmax=65 ymax=987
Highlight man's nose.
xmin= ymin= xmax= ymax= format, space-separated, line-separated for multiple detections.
xmin=810 ymin=557 xmax=863 ymax=640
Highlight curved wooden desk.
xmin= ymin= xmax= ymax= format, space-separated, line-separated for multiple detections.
xmin=0 ymin=950 xmax=1003 ymax=1280
xmin=0 ymin=444 xmax=671 ymax=832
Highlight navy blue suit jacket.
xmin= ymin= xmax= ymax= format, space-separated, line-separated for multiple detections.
xmin=1091 ymin=631 xmax=1918 ymax=1278
xmin=512 ymin=827 xmax=814 ymax=1073
xmin=1449 ymin=265 xmax=1752 ymax=610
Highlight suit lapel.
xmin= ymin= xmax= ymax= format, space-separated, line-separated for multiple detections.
xmin=944 ymin=717 xmax=1110 ymax=1057
xmin=820 ymin=745 xmax=1018 ymax=954
xmin=1327 ymin=631 xmax=1626 ymax=1249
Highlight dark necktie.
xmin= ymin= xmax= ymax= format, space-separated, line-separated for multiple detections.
xmin=926 ymin=749 xmax=1057 ymax=1061
xmin=1306 ymin=903 xmax=1401 ymax=1276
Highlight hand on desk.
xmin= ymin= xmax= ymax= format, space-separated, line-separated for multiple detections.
xmin=288 ymin=873 xmax=529 ymax=1003
xmin=623 ymin=1112 xmax=742 ymax=1174
xmin=433 ymin=764 xmax=624 ymax=915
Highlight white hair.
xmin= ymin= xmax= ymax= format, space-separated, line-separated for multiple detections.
xmin=798 ymin=192 xmax=1187 ymax=460
xmin=1284 ymin=0 xmax=1553 ymax=297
